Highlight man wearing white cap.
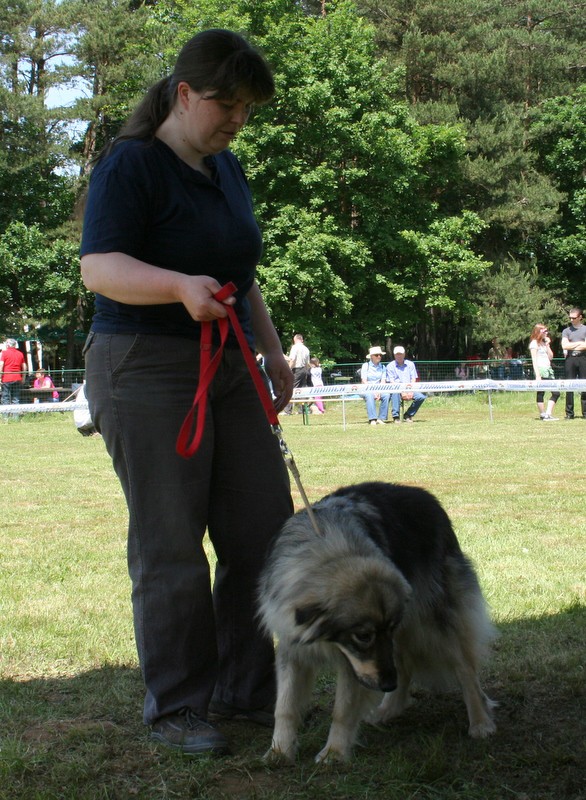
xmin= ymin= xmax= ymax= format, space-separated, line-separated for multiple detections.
xmin=386 ymin=346 xmax=426 ymax=423
xmin=360 ymin=346 xmax=389 ymax=425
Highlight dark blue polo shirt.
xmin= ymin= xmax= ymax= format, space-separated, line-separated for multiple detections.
xmin=81 ymin=137 xmax=262 ymax=344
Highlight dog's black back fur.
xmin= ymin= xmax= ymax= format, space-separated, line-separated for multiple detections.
xmin=323 ymin=482 xmax=462 ymax=578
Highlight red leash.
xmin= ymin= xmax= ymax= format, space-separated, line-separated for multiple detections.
xmin=175 ymin=282 xmax=322 ymax=537
xmin=175 ymin=283 xmax=321 ymax=536
xmin=176 ymin=282 xmax=278 ymax=458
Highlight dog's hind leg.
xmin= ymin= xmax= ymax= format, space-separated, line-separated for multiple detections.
xmin=315 ymin=663 xmax=374 ymax=764
xmin=264 ymin=648 xmax=316 ymax=765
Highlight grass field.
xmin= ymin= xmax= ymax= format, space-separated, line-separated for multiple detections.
xmin=1 ymin=392 xmax=585 ymax=799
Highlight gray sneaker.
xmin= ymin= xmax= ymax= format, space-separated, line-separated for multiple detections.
xmin=208 ymin=699 xmax=274 ymax=728
xmin=150 ymin=708 xmax=230 ymax=756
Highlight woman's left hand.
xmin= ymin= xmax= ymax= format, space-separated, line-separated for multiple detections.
xmin=263 ymin=352 xmax=294 ymax=412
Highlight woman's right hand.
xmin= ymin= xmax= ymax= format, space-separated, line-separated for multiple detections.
xmin=176 ymin=274 xmax=236 ymax=321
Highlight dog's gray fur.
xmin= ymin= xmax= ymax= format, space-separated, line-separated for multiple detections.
xmin=258 ymin=482 xmax=496 ymax=764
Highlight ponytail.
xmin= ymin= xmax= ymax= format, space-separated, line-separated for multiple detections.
xmin=96 ymin=76 xmax=175 ymax=162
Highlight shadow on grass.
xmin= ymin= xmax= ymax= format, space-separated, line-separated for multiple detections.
xmin=1 ymin=606 xmax=584 ymax=800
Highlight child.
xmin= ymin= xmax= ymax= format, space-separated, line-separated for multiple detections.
xmin=309 ymin=357 xmax=325 ymax=414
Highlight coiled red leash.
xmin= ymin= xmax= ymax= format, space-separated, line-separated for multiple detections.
xmin=175 ymin=282 xmax=321 ymax=536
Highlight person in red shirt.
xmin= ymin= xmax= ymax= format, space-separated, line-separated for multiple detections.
xmin=0 ymin=339 xmax=27 ymax=405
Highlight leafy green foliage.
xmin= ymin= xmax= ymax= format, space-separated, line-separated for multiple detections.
xmin=0 ymin=222 xmax=88 ymax=356
xmin=358 ymin=0 xmax=586 ymax=342
xmin=472 ymin=260 xmax=566 ymax=352
xmin=0 ymin=0 xmax=584 ymax=362
xmin=68 ymin=0 xmax=169 ymax=168
xmin=528 ymin=86 xmax=586 ymax=300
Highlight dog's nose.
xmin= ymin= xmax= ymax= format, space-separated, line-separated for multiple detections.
xmin=379 ymin=679 xmax=397 ymax=693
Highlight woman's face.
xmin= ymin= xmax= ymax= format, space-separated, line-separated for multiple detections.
xmin=177 ymin=83 xmax=254 ymax=155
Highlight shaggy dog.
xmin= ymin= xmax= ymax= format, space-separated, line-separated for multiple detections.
xmin=258 ymin=482 xmax=496 ymax=764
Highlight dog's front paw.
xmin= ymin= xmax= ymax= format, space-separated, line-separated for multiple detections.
xmin=468 ymin=718 xmax=497 ymax=738
xmin=262 ymin=746 xmax=296 ymax=766
xmin=364 ymin=705 xmax=385 ymax=725
xmin=314 ymin=745 xmax=351 ymax=764
xmin=366 ymin=692 xmax=414 ymax=725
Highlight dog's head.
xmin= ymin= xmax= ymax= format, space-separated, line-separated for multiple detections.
xmin=294 ymin=558 xmax=411 ymax=692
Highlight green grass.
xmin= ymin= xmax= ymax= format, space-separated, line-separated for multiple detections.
xmin=1 ymin=394 xmax=585 ymax=799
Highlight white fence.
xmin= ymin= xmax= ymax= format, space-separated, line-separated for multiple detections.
xmin=2 ymin=379 xmax=586 ymax=426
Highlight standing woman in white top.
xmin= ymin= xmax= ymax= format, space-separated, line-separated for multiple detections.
xmin=529 ymin=324 xmax=560 ymax=420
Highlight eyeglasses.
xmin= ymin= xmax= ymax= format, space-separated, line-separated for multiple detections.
xmin=569 ymin=315 xmax=580 ymax=320
xmin=372 ymin=354 xmax=382 ymax=358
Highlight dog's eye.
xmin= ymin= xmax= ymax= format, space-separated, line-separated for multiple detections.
xmin=387 ymin=618 xmax=401 ymax=635
xmin=352 ymin=631 xmax=375 ymax=648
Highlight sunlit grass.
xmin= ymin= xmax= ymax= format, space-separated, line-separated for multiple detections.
xmin=1 ymin=395 xmax=584 ymax=799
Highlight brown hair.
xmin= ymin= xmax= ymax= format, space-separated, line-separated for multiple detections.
xmin=98 ymin=29 xmax=274 ymax=161
xmin=529 ymin=324 xmax=548 ymax=343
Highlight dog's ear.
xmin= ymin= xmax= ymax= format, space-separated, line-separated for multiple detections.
xmin=295 ymin=604 xmax=330 ymax=644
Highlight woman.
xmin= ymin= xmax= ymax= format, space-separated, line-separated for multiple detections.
xmin=529 ymin=324 xmax=560 ymax=421
xmin=360 ymin=346 xmax=389 ymax=424
xmin=33 ymin=369 xmax=59 ymax=402
xmin=80 ymin=30 xmax=293 ymax=756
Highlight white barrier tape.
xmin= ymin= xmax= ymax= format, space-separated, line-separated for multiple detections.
xmin=291 ymin=379 xmax=586 ymax=399
xmin=2 ymin=379 xmax=586 ymax=416
xmin=0 ymin=401 xmax=88 ymax=416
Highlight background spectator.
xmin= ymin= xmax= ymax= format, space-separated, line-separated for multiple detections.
xmin=0 ymin=339 xmax=27 ymax=406
xmin=283 ymin=333 xmax=310 ymax=415
xmin=487 ymin=337 xmax=506 ymax=380
xmin=386 ymin=346 xmax=426 ymax=423
xmin=561 ymin=307 xmax=586 ymax=419
xmin=309 ymin=357 xmax=325 ymax=414
xmin=33 ymin=369 xmax=59 ymax=402
xmin=360 ymin=346 xmax=388 ymax=425
xmin=529 ymin=323 xmax=559 ymax=420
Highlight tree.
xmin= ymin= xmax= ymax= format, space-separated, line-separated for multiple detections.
xmin=0 ymin=0 xmax=77 ymax=232
xmin=358 ymin=0 xmax=585 ymax=256
xmin=529 ymin=85 xmax=586 ymax=306
xmin=159 ymin=0 xmax=490 ymax=357
xmin=68 ymin=0 xmax=168 ymax=172
xmin=0 ymin=221 xmax=88 ymax=367
xmin=0 ymin=1 xmax=170 ymax=364
xmin=472 ymin=260 xmax=566 ymax=354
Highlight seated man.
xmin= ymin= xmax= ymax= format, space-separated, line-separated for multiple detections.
xmin=386 ymin=346 xmax=426 ymax=423
xmin=361 ymin=346 xmax=389 ymax=425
